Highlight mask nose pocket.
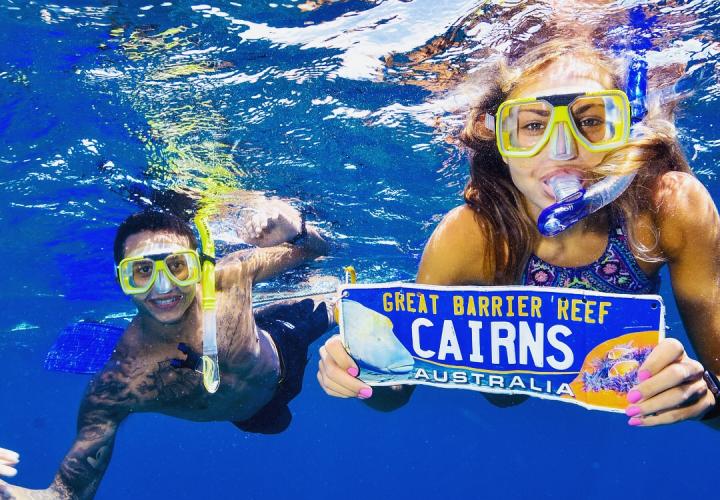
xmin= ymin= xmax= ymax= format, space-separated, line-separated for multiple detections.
xmin=549 ymin=122 xmax=578 ymax=161
xmin=153 ymin=269 xmax=174 ymax=294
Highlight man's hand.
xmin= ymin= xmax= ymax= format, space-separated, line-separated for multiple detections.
xmin=0 ymin=449 xmax=41 ymax=500
xmin=0 ymin=447 xmax=18 ymax=499
xmin=0 ymin=449 xmax=18 ymax=479
xmin=243 ymin=199 xmax=304 ymax=248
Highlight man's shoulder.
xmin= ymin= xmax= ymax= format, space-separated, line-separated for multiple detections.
xmin=215 ymin=250 xmax=255 ymax=290
xmin=83 ymin=329 xmax=159 ymax=413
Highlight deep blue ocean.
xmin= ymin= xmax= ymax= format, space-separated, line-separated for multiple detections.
xmin=1 ymin=1 xmax=719 ymax=498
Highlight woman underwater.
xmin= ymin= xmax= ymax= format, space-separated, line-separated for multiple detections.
xmin=317 ymin=39 xmax=720 ymax=427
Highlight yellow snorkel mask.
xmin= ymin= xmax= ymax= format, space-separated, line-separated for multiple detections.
xmin=116 ymin=250 xmax=202 ymax=295
xmin=194 ymin=215 xmax=220 ymax=394
xmin=486 ymin=89 xmax=631 ymax=159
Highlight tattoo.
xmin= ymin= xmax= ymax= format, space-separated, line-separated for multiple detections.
xmin=86 ymin=446 xmax=109 ymax=469
xmin=56 ymin=413 xmax=118 ymax=499
xmin=52 ymin=363 xmax=133 ymax=499
xmin=139 ymin=360 xmax=206 ymax=408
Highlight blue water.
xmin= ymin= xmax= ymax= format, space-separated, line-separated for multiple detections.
xmin=1 ymin=1 xmax=719 ymax=498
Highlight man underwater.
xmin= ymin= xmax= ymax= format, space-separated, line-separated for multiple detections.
xmin=0 ymin=201 xmax=333 ymax=499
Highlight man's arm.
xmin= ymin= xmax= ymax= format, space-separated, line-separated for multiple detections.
xmin=216 ymin=199 xmax=328 ymax=288
xmin=0 ymin=369 xmax=131 ymax=499
xmin=51 ymin=367 xmax=131 ymax=499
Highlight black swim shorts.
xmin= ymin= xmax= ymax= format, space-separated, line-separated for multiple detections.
xmin=233 ymin=298 xmax=330 ymax=434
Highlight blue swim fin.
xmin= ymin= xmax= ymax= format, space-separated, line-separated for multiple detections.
xmin=44 ymin=321 xmax=124 ymax=374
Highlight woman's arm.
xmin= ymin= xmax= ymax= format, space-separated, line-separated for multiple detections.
xmin=317 ymin=205 xmax=497 ymax=409
xmin=629 ymin=172 xmax=720 ymax=426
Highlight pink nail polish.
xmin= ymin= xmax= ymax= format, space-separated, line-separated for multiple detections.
xmin=637 ymin=370 xmax=651 ymax=382
xmin=627 ymin=389 xmax=642 ymax=404
xmin=625 ymin=405 xmax=642 ymax=417
xmin=628 ymin=417 xmax=643 ymax=426
xmin=358 ymin=387 xmax=373 ymax=399
xmin=347 ymin=367 xmax=359 ymax=377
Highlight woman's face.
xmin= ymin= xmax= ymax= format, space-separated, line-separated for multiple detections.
xmin=502 ymin=61 xmax=613 ymax=220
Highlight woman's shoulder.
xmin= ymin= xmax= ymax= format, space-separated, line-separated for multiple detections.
xmin=652 ymin=171 xmax=714 ymax=220
xmin=441 ymin=204 xmax=483 ymax=228
xmin=652 ymin=171 xmax=719 ymax=256
xmin=417 ymin=204 xmax=493 ymax=285
xmin=431 ymin=204 xmax=487 ymax=247
xmin=654 ymin=171 xmax=709 ymax=203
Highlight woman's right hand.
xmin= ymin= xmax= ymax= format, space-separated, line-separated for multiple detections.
xmin=317 ymin=335 xmax=373 ymax=399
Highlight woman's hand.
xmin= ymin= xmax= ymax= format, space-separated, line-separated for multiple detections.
xmin=317 ymin=335 xmax=373 ymax=399
xmin=625 ymin=338 xmax=716 ymax=426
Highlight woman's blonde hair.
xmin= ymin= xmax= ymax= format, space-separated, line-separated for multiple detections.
xmin=459 ymin=39 xmax=692 ymax=284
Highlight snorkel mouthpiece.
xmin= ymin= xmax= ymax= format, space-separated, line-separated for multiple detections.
xmin=538 ymin=172 xmax=637 ymax=236
xmin=538 ymin=172 xmax=586 ymax=236
xmin=194 ymin=215 xmax=220 ymax=393
xmin=547 ymin=173 xmax=584 ymax=203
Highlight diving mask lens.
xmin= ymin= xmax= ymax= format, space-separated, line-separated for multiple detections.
xmin=568 ymin=93 xmax=629 ymax=149
xmin=495 ymin=91 xmax=631 ymax=157
xmin=118 ymin=250 xmax=201 ymax=295
xmin=498 ymin=100 xmax=553 ymax=155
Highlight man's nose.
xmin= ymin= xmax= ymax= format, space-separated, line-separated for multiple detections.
xmin=548 ymin=122 xmax=578 ymax=161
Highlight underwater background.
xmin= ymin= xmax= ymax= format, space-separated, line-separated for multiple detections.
xmin=1 ymin=0 xmax=719 ymax=498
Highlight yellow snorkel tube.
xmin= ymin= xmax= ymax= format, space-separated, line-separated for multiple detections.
xmin=194 ymin=215 xmax=220 ymax=393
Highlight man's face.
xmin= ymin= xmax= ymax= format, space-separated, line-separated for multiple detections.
xmin=122 ymin=230 xmax=198 ymax=324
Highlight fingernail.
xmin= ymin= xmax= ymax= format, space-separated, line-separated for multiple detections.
xmin=358 ymin=387 xmax=373 ymax=399
xmin=628 ymin=417 xmax=643 ymax=426
xmin=347 ymin=367 xmax=359 ymax=377
xmin=627 ymin=389 xmax=642 ymax=404
xmin=638 ymin=370 xmax=651 ymax=382
xmin=625 ymin=405 xmax=642 ymax=417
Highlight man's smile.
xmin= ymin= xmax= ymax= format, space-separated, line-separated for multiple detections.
xmin=148 ymin=293 xmax=184 ymax=311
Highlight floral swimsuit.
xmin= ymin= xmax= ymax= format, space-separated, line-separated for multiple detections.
xmin=522 ymin=217 xmax=659 ymax=294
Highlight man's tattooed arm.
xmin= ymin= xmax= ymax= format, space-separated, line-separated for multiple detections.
xmin=47 ymin=368 xmax=134 ymax=499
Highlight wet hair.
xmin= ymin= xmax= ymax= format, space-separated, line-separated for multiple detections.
xmin=113 ymin=210 xmax=198 ymax=264
xmin=459 ymin=38 xmax=692 ymax=284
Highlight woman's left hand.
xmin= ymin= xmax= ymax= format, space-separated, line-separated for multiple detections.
xmin=625 ymin=338 xmax=716 ymax=426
